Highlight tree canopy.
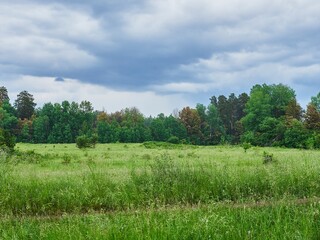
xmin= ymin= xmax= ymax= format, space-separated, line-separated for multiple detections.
xmin=1 ymin=84 xmax=320 ymax=150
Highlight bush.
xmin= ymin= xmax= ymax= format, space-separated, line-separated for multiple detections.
xmin=167 ymin=136 xmax=179 ymax=144
xmin=284 ymin=120 xmax=309 ymax=149
xmin=263 ymin=151 xmax=275 ymax=164
xmin=0 ymin=128 xmax=15 ymax=151
xmin=242 ymin=142 xmax=252 ymax=152
xmin=76 ymin=134 xmax=98 ymax=149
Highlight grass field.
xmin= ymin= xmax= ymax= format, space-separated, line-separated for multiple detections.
xmin=1 ymin=143 xmax=320 ymax=239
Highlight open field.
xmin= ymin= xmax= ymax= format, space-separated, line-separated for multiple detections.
xmin=1 ymin=143 xmax=320 ymax=239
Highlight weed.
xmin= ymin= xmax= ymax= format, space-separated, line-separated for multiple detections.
xmin=263 ymin=151 xmax=275 ymax=164
xmin=62 ymin=154 xmax=72 ymax=164
xmin=87 ymin=156 xmax=95 ymax=164
xmin=242 ymin=142 xmax=252 ymax=152
xmin=142 ymin=154 xmax=152 ymax=160
xmin=187 ymin=151 xmax=199 ymax=158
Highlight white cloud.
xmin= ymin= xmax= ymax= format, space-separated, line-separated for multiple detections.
xmin=150 ymin=45 xmax=320 ymax=108
xmin=122 ymin=0 xmax=320 ymax=44
xmin=153 ymin=82 xmax=210 ymax=93
xmin=3 ymin=76 xmax=190 ymax=116
xmin=0 ymin=2 xmax=110 ymax=73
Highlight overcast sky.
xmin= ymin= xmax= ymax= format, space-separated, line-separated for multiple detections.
xmin=1 ymin=0 xmax=320 ymax=115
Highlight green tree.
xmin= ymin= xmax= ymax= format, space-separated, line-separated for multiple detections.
xmin=196 ymin=104 xmax=209 ymax=144
xmin=79 ymin=101 xmax=95 ymax=136
xmin=96 ymin=119 xmax=119 ymax=143
xmin=285 ymin=99 xmax=303 ymax=122
xmin=33 ymin=115 xmax=50 ymax=143
xmin=311 ymin=92 xmax=320 ymax=112
xmin=163 ymin=115 xmax=187 ymax=141
xmin=118 ymin=107 xmax=150 ymax=143
xmin=0 ymin=107 xmax=18 ymax=131
xmin=206 ymin=104 xmax=224 ymax=144
xmin=20 ymin=123 xmax=32 ymax=143
xmin=0 ymin=86 xmax=9 ymax=105
xmin=210 ymin=93 xmax=249 ymax=143
xmin=284 ymin=119 xmax=309 ymax=148
xmin=258 ymin=117 xmax=285 ymax=146
xmin=14 ymin=90 xmax=36 ymax=119
xmin=0 ymin=128 xmax=15 ymax=150
xmin=241 ymin=84 xmax=296 ymax=146
xmin=150 ymin=114 xmax=170 ymax=141
xmin=0 ymin=99 xmax=18 ymax=150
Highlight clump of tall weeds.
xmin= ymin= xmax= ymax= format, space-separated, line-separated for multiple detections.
xmin=129 ymin=152 xmax=213 ymax=206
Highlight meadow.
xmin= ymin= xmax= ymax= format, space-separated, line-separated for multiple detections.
xmin=1 ymin=143 xmax=320 ymax=239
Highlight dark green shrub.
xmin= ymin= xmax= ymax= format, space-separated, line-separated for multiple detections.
xmin=242 ymin=142 xmax=252 ymax=152
xmin=284 ymin=120 xmax=309 ymax=149
xmin=0 ymin=128 xmax=15 ymax=151
xmin=76 ymin=134 xmax=98 ymax=149
xmin=263 ymin=151 xmax=274 ymax=164
xmin=167 ymin=136 xmax=179 ymax=144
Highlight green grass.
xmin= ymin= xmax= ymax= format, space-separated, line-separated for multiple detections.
xmin=1 ymin=203 xmax=320 ymax=239
xmin=1 ymin=143 xmax=320 ymax=238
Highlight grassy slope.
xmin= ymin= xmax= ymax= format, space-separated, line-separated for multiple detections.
xmin=1 ymin=143 xmax=320 ymax=239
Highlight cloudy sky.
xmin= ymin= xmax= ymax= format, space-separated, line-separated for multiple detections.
xmin=1 ymin=0 xmax=320 ymax=115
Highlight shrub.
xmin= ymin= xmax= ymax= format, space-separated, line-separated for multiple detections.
xmin=0 ymin=128 xmax=15 ymax=152
xmin=76 ymin=134 xmax=98 ymax=149
xmin=167 ymin=136 xmax=180 ymax=144
xmin=263 ymin=151 xmax=274 ymax=164
xmin=242 ymin=142 xmax=252 ymax=152
xmin=62 ymin=154 xmax=72 ymax=164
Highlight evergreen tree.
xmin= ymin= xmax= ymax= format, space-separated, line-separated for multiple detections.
xmin=0 ymin=86 xmax=10 ymax=105
xmin=14 ymin=91 xmax=36 ymax=119
xmin=206 ymin=104 xmax=224 ymax=144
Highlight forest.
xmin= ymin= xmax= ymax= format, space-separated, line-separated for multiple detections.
xmin=1 ymin=83 xmax=320 ymax=150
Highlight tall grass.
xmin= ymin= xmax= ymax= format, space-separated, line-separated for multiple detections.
xmin=1 ymin=148 xmax=320 ymax=216
xmin=1 ymin=203 xmax=320 ymax=239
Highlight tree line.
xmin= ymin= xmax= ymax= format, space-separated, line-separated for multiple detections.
xmin=1 ymin=84 xmax=320 ymax=150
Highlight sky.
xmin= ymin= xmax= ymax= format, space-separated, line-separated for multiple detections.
xmin=1 ymin=0 xmax=320 ymax=116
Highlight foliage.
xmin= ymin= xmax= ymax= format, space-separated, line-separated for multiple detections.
xmin=284 ymin=119 xmax=309 ymax=148
xmin=241 ymin=84 xmax=296 ymax=146
xmin=262 ymin=151 xmax=274 ymax=164
xmin=311 ymin=92 xmax=320 ymax=112
xmin=0 ymin=129 xmax=16 ymax=151
xmin=167 ymin=136 xmax=180 ymax=144
xmin=14 ymin=90 xmax=36 ymax=119
xmin=76 ymin=134 xmax=98 ymax=149
xmin=2 ymin=84 xmax=320 ymax=149
xmin=305 ymin=104 xmax=320 ymax=131
xmin=242 ymin=142 xmax=252 ymax=152
xmin=0 ymin=86 xmax=10 ymax=105
xmin=179 ymin=107 xmax=201 ymax=144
